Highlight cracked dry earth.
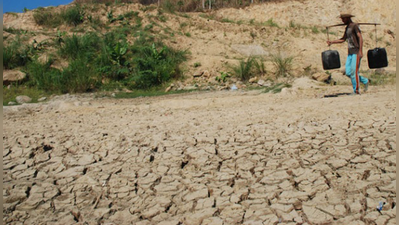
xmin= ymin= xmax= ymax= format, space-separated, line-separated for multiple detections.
xmin=3 ymin=84 xmax=396 ymax=225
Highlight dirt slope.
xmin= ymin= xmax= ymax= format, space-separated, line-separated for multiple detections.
xmin=3 ymin=0 xmax=396 ymax=86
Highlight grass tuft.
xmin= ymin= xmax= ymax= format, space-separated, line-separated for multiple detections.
xmin=230 ymin=56 xmax=266 ymax=82
xmin=271 ymin=53 xmax=293 ymax=78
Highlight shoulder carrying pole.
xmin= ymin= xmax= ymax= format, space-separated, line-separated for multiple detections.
xmin=374 ymin=24 xmax=378 ymax=48
xmin=326 ymin=27 xmax=330 ymax=50
xmin=325 ymin=22 xmax=381 ymax=48
xmin=326 ymin=22 xmax=380 ymax=28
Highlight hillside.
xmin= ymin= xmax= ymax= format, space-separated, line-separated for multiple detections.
xmin=3 ymin=0 xmax=396 ymax=94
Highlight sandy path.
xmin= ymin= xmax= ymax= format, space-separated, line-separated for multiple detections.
xmin=3 ymin=83 xmax=396 ymax=224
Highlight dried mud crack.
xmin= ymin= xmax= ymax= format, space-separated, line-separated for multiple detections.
xmin=3 ymin=85 xmax=396 ymax=224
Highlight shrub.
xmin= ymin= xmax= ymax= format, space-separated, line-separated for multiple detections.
xmin=61 ymin=59 xmax=99 ymax=93
xmin=59 ymin=33 xmax=101 ymax=60
xmin=128 ymin=41 xmax=187 ymax=89
xmin=27 ymin=58 xmax=99 ymax=93
xmin=26 ymin=59 xmax=63 ymax=91
xmin=3 ymin=44 xmax=32 ymax=69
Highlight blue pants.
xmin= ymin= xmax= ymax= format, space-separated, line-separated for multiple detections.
xmin=345 ymin=54 xmax=369 ymax=94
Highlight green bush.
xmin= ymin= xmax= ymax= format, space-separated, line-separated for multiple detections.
xmin=26 ymin=58 xmax=99 ymax=93
xmin=61 ymin=59 xmax=99 ymax=92
xmin=3 ymin=44 xmax=32 ymax=69
xmin=59 ymin=33 xmax=101 ymax=60
xmin=26 ymin=59 xmax=62 ymax=91
xmin=128 ymin=41 xmax=187 ymax=89
xmin=6 ymin=24 xmax=188 ymax=94
xmin=95 ymin=32 xmax=130 ymax=80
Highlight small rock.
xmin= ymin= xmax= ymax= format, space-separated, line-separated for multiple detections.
xmin=16 ymin=96 xmax=32 ymax=104
xmin=165 ymin=84 xmax=174 ymax=92
xmin=76 ymin=154 xmax=96 ymax=166
xmin=3 ymin=70 xmax=26 ymax=85
xmin=8 ymin=102 xmax=17 ymax=105
xmin=312 ymin=72 xmax=331 ymax=83
xmin=38 ymin=97 xmax=47 ymax=102
xmin=293 ymin=200 xmax=303 ymax=210
xmin=193 ymin=71 xmax=203 ymax=77
xmin=203 ymin=70 xmax=211 ymax=77
xmin=183 ymin=86 xmax=198 ymax=91
xmin=249 ymin=77 xmax=258 ymax=83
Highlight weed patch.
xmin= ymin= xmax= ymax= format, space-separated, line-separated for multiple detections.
xmin=363 ymin=70 xmax=396 ymax=86
xmin=3 ymin=85 xmax=52 ymax=106
xmin=271 ymin=53 xmax=293 ymax=78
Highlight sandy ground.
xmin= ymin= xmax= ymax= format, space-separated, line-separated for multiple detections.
xmin=3 ymin=81 xmax=396 ymax=224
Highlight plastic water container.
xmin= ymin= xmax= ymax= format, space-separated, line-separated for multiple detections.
xmin=367 ymin=48 xmax=388 ymax=69
xmin=321 ymin=50 xmax=341 ymax=70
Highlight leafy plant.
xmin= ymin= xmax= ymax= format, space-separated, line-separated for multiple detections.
xmin=215 ymin=72 xmax=230 ymax=83
xmin=108 ymin=42 xmax=128 ymax=66
xmin=128 ymin=40 xmax=187 ymax=89
xmin=107 ymin=10 xmax=114 ymax=21
xmin=55 ymin=30 xmax=67 ymax=45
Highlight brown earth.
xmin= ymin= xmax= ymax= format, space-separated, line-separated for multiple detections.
xmin=2 ymin=0 xmax=397 ymax=224
xmin=3 ymin=80 xmax=397 ymax=224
